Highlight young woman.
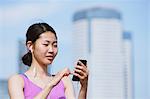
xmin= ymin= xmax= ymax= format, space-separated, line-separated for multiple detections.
xmin=8 ymin=23 xmax=89 ymax=99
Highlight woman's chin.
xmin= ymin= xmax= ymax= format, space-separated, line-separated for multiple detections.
xmin=43 ymin=59 xmax=54 ymax=66
xmin=47 ymin=59 xmax=53 ymax=64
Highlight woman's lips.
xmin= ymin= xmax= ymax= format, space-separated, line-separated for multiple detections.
xmin=46 ymin=56 xmax=54 ymax=60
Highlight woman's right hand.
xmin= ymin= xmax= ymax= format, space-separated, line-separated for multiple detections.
xmin=49 ymin=67 xmax=71 ymax=87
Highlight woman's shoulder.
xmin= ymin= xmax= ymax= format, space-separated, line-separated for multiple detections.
xmin=8 ymin=74 xmax=24 ymax=88
xmin=61 ymin=76 xmax=75 ymax=98
xmin=8 ymin=74 xmax=25 ymax=98
xmin=8 ymin=74 xmax=24 ymax=81
xmin=61 ymin=76 xmax=72 ymax=88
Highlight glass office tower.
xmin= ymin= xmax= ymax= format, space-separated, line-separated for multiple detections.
xmin=73 ymin=7 xmax=126 ymax=99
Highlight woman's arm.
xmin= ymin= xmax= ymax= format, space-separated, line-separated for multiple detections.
xmin=33 ymin=82 xmax=53 ymax=99
xmin=62 ymin=76 xmax=75 ymax=99
xmin=73 ymin=61 xmax=89 ymax=99
xmin=78 ymin=78 xmax=88 ymax=99
xmin=8 ymin=74 xmax=25 ymax=99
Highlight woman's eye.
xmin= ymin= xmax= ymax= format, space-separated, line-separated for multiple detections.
xmin=54 ymin=44 xmax=57 ymax=47
xmin=43 ymin=44 xmax=48 ymax=46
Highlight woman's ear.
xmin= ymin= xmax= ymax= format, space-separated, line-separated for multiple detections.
xmin=26 ymin=41 xmax=33 ymax=52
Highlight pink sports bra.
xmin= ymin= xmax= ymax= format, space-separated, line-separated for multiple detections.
xmin=20 ymin=74 xmax=66 ymax=99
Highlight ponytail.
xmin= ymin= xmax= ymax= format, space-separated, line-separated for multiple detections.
xmin=22 ymin=51 xmax=32 ymax=66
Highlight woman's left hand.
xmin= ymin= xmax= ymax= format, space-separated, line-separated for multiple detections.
xmin=73 ymin=60 xmax=89 ymax=87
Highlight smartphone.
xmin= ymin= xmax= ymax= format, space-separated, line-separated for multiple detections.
xmin=72 ymin=59 xmax=87 ymax=81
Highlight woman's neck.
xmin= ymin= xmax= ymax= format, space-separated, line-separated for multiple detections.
xmin=29 ymin=62 xmax=48 ymax=78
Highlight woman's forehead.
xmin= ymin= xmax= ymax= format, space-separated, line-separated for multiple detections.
xmin=39 ymin=32 xmax=57 ymax=42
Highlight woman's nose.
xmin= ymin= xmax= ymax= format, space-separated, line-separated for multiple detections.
xmin=48 ymin=46 xmax=53 ymax=53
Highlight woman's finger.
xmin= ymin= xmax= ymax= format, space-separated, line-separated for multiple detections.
xmin=75 ymin=65 xmax=86 ymax=72
xmin=74 ymin=68 xmax=84 ymax=76
xmin=73 ymin=69 xmax=88 ymax=79
xmin=51 ymin=68 xmax=71 ymax=86
xmin=72 ymin=72 xmax=84 ymax=80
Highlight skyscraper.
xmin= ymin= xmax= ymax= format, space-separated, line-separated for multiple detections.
xmin=73 ymin=7 xmax=126 ymax=99
xmin=123 ymin=32 xmax=134 ymax=99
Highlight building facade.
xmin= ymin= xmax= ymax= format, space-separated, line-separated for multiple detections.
xmin=73 ymin=7 xmax=133 ymax=99
xmin=123 ymin=32 xmax=134 ymax=99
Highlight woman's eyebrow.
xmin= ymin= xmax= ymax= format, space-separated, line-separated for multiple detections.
xmin=53 ymin=41 xmax=57 ymax=43
xmin=44 ymin=40 xmax=57 ymax=43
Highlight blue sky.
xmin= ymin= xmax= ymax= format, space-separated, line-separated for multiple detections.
xmin=0 ymin=0 xmax=149 ymax=98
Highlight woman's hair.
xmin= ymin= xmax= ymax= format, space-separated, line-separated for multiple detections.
xmin=22 ymin=23 xmax=57 ymax=66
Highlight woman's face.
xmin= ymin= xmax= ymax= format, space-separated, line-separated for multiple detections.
xmin=32 ymin=31 xmax=58 ymax=66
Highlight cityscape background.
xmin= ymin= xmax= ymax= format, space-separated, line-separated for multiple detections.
xmin=0 ymin=0 xmax=149 ymax=99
